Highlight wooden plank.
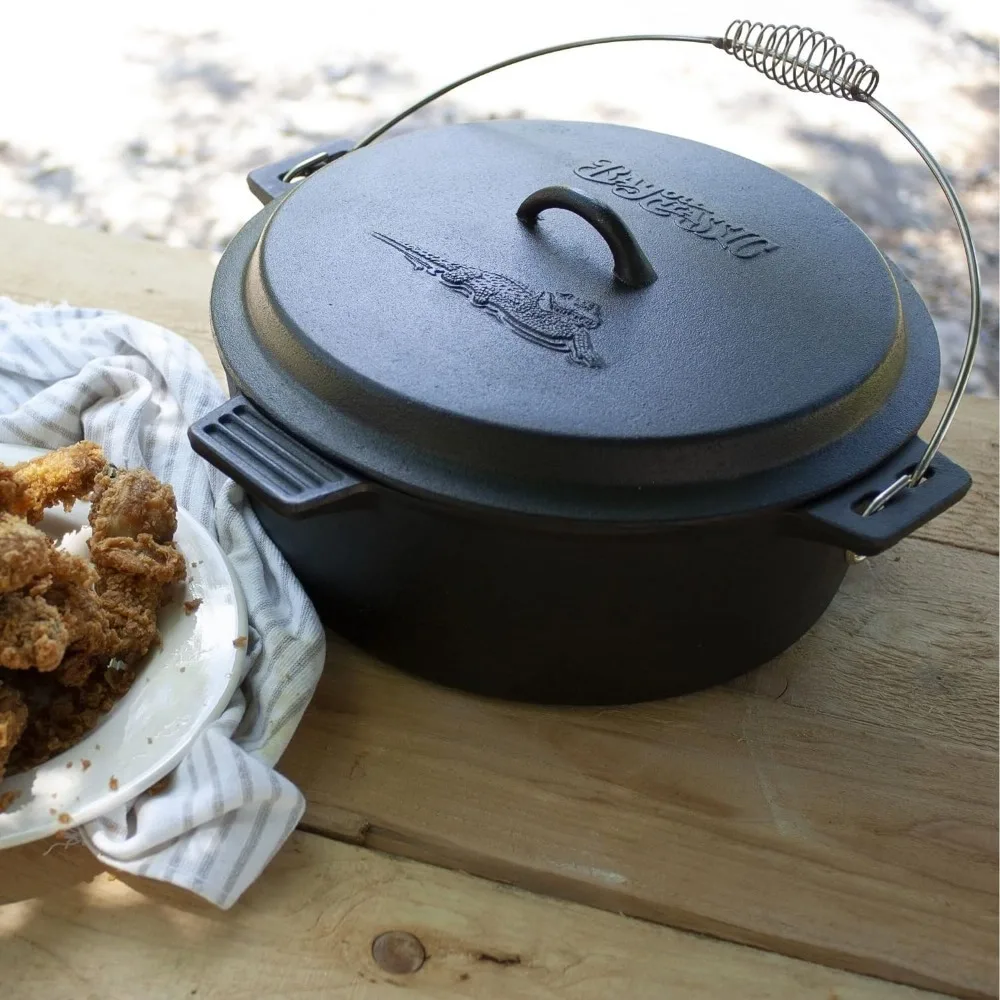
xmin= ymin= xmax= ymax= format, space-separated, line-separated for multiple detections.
xmin=1 ymin=218 xmax=997 ymax=995
xmin=733 ymin=533 xmax=999 ymax=751
xmin=916 ymin=394 xmax=998 ymax=554
xmin=0 ymin=216 xmax=222 ymax=383
xmin=0 ymin=216 xmax=994 ymax=551
xmin=280 ymin=536 xmax=998 ymax=999
xmin=0 ymin=831 xmax=948 ymax=1000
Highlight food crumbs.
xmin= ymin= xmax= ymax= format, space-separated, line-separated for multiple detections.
xmin=66 ymin=761 xmax=73 ymax=768
xmin=0 ymin=790 xmax=21 ymax=813
xmin=108 ymin=777 xmax=119 ymax=791
xmin=58 ymin=813 xmax=72 ymax=825
xmin=147 ymin=737 xmax=153 ymax=745
xmin=183 ymin=598 xmax=202 ymax=615
xmin=81 ymin=759 xmax=92 ymax=771
xmin=179 ymin=667 xmax=186 ymax=673
xmin=233 ymin=636 xmax=248 ymax=649
xmin=147 ymin=776 xmax=171 ymax=796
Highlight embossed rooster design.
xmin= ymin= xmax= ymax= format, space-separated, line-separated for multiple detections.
xmin=372 ymin=232 xmax=604 ymax=368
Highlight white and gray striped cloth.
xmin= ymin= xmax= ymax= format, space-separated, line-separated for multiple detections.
xmin=0 ymin=297 xmax=326 ymax=907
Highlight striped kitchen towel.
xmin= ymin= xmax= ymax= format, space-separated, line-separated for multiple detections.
xmin=0 ymin=297 xmax=326 ymax=907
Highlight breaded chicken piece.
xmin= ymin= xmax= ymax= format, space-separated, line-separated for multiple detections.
xmin=0 ymin=514 xmax=58 ymax=595
xmin=0 ymin=514 xmax=112 ymax=679
xmin=0 ymin=441 xmax=107 ymax=523
xmin=90 ymin=467 xmax=178 ymax=546
xmin=0 ymin=680 xmax=29 ymax=782
xmin=89 ymin=468 xmax=185 ymax=666
xmin=0 ymin=515 xmax=92 ymax=595
xmin=93 ymin=575 xmax=162 ymax=666
xmin=2 ymin=661 xmax=137 ymax=773
xmin=89 ymin=534 xmax=186 ymax=583
xmin=0 ymin=458 xmax=184 ymax=774
xmin=45 ymin=571 xmax=116 ymax=688
xmin=0 ymin=594 xmax=69 ymax=671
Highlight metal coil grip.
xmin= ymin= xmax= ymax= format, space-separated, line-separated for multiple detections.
xmin=344 ymin=22 xmax=980 ymax=519
xmin=721 ymin=21 xmax=880 ymax=100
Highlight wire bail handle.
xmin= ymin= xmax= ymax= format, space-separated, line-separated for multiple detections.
xmin=348 ymin=22 xmax=980 ymax=517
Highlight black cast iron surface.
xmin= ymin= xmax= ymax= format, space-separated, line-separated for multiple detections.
xmin=250 ymin=487 xmax=849 ymax=704
xmin=190 ymin=124 xmax=970 ymax=704
xmin=248 ymin=120 xmax=907 ymax=489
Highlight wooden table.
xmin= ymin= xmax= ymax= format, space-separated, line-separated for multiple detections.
xmin=0 ymin=217 xmax=996 ymax=1000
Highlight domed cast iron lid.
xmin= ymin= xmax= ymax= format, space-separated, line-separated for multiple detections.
xmin=220 ymin=118 xmax=940 ymax=518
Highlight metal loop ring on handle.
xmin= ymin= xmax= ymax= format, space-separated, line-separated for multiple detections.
xmin=351 ymin=23 xmax=981 ymax=517
xmin=281 ymin=150 xmax=341 ymax=185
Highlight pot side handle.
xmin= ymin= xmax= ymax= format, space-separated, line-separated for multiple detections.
xmin=188 ymin=395 xmax=371 ymax=517
xmin=791 ymin=437 xmax=971 ymax=556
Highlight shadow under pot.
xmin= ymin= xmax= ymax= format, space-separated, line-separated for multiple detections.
xmin=190 ymin=118 xmax=971 ymax=705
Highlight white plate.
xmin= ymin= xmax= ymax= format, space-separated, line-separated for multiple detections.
xmin=0 ymin=443 xmax=247 ymax=849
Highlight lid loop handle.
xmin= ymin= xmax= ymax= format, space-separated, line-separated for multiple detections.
xmin=516 ymin=185 xmax=658 ymax=289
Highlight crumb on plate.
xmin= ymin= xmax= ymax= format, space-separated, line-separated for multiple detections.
xmin=183 ymin=598 xmax=202 ymax=615
xmin=108 ymin=776 xmax=119 ymax=791
xmin=147 ymin=775 xmax=171 ymax=796
xmin=233 ymin=635 xmax=248 ymax=649
xmin=0 ymin=789 xmax=21 ymax=813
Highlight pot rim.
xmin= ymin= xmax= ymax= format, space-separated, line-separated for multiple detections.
xmin=208 ymin=193 xmax=941 ymax=526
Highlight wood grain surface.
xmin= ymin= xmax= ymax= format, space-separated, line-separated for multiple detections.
xmin=0 ymin=831 xmax=952 ymax=1000
xmin=1 ymin=217 xmax=997 ymax=999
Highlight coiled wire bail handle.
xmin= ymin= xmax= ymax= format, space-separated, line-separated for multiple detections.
xmin=353 ymin=22 xmax=981 ymax=519
xmin=718 ymin=20 xmax=981 ymax=515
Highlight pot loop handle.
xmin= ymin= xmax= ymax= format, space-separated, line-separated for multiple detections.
xmin=350 ymin=22 xmax=981 ymax=518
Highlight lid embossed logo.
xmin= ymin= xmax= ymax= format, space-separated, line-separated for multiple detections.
xmin=574 ymin=160 xmax=779 ymax=259
xmin=372 ymin=232 xmax=605 ymax=368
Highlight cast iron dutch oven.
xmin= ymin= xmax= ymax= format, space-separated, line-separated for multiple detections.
xmin=190 ymin=24 xmax=982 ymax=704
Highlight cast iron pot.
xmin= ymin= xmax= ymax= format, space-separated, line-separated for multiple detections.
xmin=189 ymin=25 xmax=980 ymax=705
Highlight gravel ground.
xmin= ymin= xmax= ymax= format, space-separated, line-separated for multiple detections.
xmin=1 ymin=0 xmax=996 ymax=393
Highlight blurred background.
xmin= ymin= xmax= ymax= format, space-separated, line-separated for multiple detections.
xmin=1 ymin=0 xmax=996 ymax=392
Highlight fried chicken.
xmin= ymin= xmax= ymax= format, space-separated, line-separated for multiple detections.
xmin=0 ymin=680 xmax=29 ymax=782
xmin=2 ymin=661 xmax=138 ymax=772
xmin=94 ymin=574 xmax=162 ymax=666
xmin=88 ymin=468 xmax=185 ymax=666
xmin=0 ymin=593 xmax=69 ymax=671
xmin=90 ymin=467 xmax=178 ymax=546
xmin=0 ymin=441 xmax=106 ymax=524
xmin=0 ymin=453 xmax=184 ymax=777
xmin=0 ymin=515 xmax=104 ymax=675
xmin=45 ymin=571 xmax=116 ymax=688
xmin=0 ymin=513 xmax=65 ymax=595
